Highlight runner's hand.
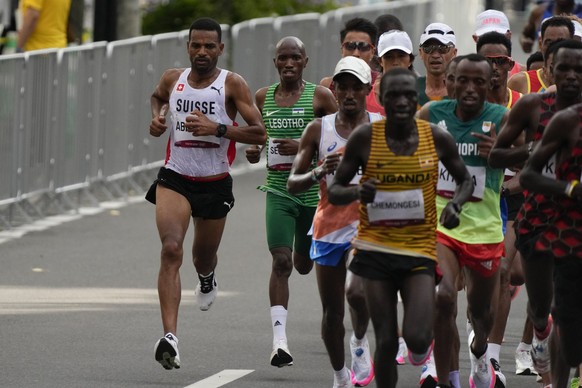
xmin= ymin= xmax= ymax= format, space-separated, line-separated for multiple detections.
xmin=320 ymin=152 xmax=341 ymax=175
xmin=245 ymin=145 xmax=262 ymax=164
xmin=273 ymin=139 xmax=299 ymax=156
xmin=440 ymin=202 xmax=461 ymax=229
xmin=359 ymin=178 xmax=379 ymax=204
xmin=471 ymin=123 xmax=496 ymax=159
xmin=150 ymin=104 xmax=168 ymax=137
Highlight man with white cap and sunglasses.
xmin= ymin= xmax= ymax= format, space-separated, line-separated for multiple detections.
xmin=416 ymin=22 xmax=457 ymax=109
xmin=288 ymin=56 xmax=381 ymax=388
xmin=473 ymin=9 xmax=526 ymax=78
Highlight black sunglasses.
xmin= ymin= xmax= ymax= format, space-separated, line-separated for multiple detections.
xmin=421 ymin=44 xmax=454 ymax=54
xmin=342 ymin=41 xmax=373 ymax=52
xmin=486 ymin=55 xmax=513 ymax=67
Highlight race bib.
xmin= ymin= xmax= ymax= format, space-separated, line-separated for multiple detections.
xmin=541 ymin=154 xmax=557 ymax=179
xmin=324 ymin=166 xmax=361 ymax=186
xmin=437 ymin=161 xmax=486 ymax=201
xmin=172 ymin=112 xmax=220 ymax=148
xmin=267 ymin=138 xmax=295 ymax=171
xmin=367 ymin=189 xmax=425 ymax=226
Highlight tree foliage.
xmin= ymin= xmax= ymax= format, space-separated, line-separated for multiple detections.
xmin=142 ymin=0 xmax=339 ymax=35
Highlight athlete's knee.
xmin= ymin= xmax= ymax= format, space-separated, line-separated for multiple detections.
xmin=293 ymin=252 xmax=313 ymax=275
xmin=160 ymin=238 xmax=184 ymax=265
xmin=345 ymin=279 xmax=365 ymax=309
xmin=403 ymin=330 xmax=432 ymax=355
xmin=435 ymin=283 xmax=457 ymax=315
xmin=271 ymin=249 xmax=293 ymax=277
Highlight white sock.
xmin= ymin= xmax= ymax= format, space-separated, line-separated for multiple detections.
xmin=334 ymin=366 xmax=349 ymax=381
xmin=488 ymin=343 xmax=501 ymax=361
xmin=517 ymin=341 xmax=531 ymax=352
xmin=271 ymin=305 xmax=287 ymax=345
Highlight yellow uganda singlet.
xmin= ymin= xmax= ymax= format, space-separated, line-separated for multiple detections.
xmin=353 ymin=119 xmax=439 ymax=261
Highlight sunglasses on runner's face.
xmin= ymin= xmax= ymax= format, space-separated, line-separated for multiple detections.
xmin=421 ymin=44 xmax=453 ymax=54
xmin=342 ymin=41 xmax=373 ymax=52
xmin=486 ymin=55 xmax=513 ymax=67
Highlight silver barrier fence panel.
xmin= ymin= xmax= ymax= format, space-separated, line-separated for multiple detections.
xmin=102 ymin=36 xmax=153 ymax=183
xmin=274 ymin=13 xmax=322 ymax=86
xmin=0 ymin=53 xmax=25 ymax=204
xmin=20 ymin=49 xmax=59 ymax=199
xmin=53 ymin=43 xmax=107 ymax=195
xmin=231 ymin=17 xmax=277 ymax=101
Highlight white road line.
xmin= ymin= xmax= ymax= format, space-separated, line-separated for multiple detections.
xmin=183 ymin=369 xmax=254 ymax=388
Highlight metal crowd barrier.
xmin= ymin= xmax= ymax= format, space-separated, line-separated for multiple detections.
xmin=0 ymin=0 xmax=480 ymax=229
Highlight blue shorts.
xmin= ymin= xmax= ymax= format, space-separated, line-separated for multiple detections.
xmin=311 ymin=240 xmax=351 ymax=267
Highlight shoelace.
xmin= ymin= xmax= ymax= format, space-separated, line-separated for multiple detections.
xmin=199 ymin=274 xmax=215 ymax=293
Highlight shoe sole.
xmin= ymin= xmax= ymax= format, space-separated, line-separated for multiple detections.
xmin=469 ymin=363 xmax=496 ymax=388
xmin=515 ymin=368 xmax=536 ymax=376
xmin=155 ymin=339 xmax=180 ymax=370
xmin=270 ymin=348 xmax=293 ymax=368
xmin=351 ymin=363 xmax=375 ymax=387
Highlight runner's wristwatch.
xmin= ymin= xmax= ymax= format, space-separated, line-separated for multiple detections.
xmin=216 ymin=123 xmax=227 ymax=137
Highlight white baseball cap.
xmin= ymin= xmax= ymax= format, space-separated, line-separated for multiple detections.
xmin=332 ymin=56 xmax=372 ymax=84
xmin=420 ymin=22 xmax=456 ymax=46
xmin=377 ymin=30 xmax=413 ymax=57
xmin=474 ymin=10 xmax=511 ymax=36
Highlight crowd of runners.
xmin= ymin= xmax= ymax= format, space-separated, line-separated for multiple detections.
xmin=146 ymin=2 xmax=582 ymax=387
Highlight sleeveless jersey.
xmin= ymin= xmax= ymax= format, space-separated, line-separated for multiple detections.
xmin=515 ymin=93 xmax=558 ymax=238
xmin=536 ymin=105 xmax=582 ymax=258
xmin=166 ymin=68 xmax=233 ymax=178
xmin=429 ymin=100 xmax=507 ymax=244
xmin=366 ymin=82 xmax=385 ymax=115
xmin=312 ymin=111 xmax=383 ymax=243
xmin=353 ymin=119 xmax=439 ymax=261
xmin=416 ymin=76 xmax=446 ymax=109
xmin=509 ymin=61 xmax=526 ymax=79
xmin=507 ymin=88 xmax=523 ymax=109
xmin=258 ymin=82 xmax=318 ymax=207
xmin=525 ymin=69 xmax=549 ymax=94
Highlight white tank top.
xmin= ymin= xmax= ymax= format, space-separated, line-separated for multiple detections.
xmin=311 ymin=111 xmax=383 ymax=242
xmin=166 ymin=68 xmax=233 ymax=178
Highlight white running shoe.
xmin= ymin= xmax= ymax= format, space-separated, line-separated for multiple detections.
xmin=531 ymin=318 xmax=552 ymax=375
xmin=419 ymin=354 xmax=438 ymax=388
xmin=154 ymin=333 xmax=180 ymax=370
xmin=490 ymin=358 xmax=506 ymax=388
xmin=396 ymin=336 xmax=408 ymax=365
xmin=270 ymin=339 xmax=293 ymax=367
xmin=195 ymin=273 xmax=217 ymax=311
xmin=515 ymin=347 xmax=537 ymax=375
xmin=350 ymin=335 xmax=374 ymax=386
xmin=334 ymin=367 xmax=354 ymax=388
xmin=469 ymin=350 xmax=496 ymax=388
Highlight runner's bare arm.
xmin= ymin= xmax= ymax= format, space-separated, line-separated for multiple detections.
xmin=150 ymin=69 xmax=181 ymax=137
xmin=327 ymin=123 xmax=372 ymax=205
xmin=287 ymin=119 xmax=323 ymax=195
xmin=432 ymin=123 xmax=474 ymax=229
xmin=521 ymin=108 xmax=581 ymax=199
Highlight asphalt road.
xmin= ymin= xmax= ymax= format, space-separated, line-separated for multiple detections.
xmin=0 ymin=167 xmax=545 ymax=388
